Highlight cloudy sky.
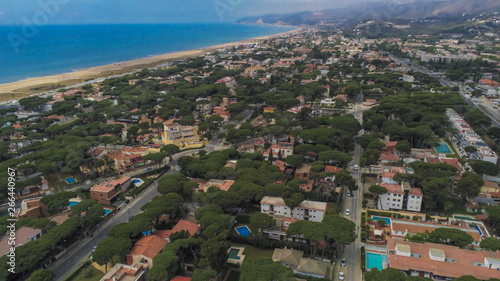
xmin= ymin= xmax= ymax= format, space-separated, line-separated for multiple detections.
xmin=0 ymin=0 xmax=384 ymax=25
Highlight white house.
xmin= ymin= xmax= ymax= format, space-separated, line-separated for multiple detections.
xmin=377 ymin=182 xmax=423 ymax=212
xmin=260 ymin=196 xmax=326 ymax=222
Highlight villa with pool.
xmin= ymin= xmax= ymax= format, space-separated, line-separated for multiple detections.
xmin=90 ymin=176 xmax=132 ymax=205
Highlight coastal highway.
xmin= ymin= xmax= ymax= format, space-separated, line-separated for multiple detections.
xmin=52 ymin=109 xmax=254 ymax=280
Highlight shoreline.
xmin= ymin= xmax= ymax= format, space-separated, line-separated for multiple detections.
xmin=0 ymin=26 xmax=302 ymax=102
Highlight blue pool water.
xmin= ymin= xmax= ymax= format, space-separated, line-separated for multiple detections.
xmin=104 ymin=209 xmax=113 ymax=216
xmin=435 ymin=143 xmax=452 ymax=154
xmin=134 ymin=179 xmax=141 ymax=184
xmin=68 ymin=201 xmax=79 ymax=207
xmin=235 ymin=226 xmax=251 ymax=237
xmin=469 ymin=224 xmax=483 ymax=236
xmin=63 ymin=177 xmax=76 ymax=184
xmin=372 ymin=216 xmax=391 ymax=225
xmin=454 ymin=215 xmax=475 ymax=220
xmin=228 ymin=248 xmax=241 ymax=260
xmin=366 ymin=252 xmax=386 ymax=270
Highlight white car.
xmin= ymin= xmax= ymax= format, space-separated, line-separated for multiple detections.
xmin=339 ymin=272 xmax=345 ymax=280
xmin=92 ymin=246 xmax=97 ymax=253
xmin=345 ymin=209 xmax=350 ymax=216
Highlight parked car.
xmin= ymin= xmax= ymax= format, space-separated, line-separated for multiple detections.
xmin=345 ymin=209 xmax=350 ymax=216
xmin=341 ymin=258 xmax=346 ymax=267
xmin=354 ymin=164 xmax=359 ymax=171
xmin=339 ymin=272 xmax=345 ymax=280
xmin=92 ymin=246 xmax=97 ymax=253
xmin=347 ymin=190 xmax=351 ymax=197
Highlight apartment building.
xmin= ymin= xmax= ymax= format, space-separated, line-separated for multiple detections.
xmin=447 ymin=108 xmax=498 ymax=164
xmin=386 ymin=238 xmax=500 ymax=280
xmin=378 ymin=182 xmax=423 ymax=212
xmin=260 ymin=196 xmax=327 ymax=222
xmin=90 ymin=176 xmax=131 ymax=205
xmin=263 ymin=142 xmax=294 ymax=161
xmin=162 ymin=123 xmax=205 ymax=149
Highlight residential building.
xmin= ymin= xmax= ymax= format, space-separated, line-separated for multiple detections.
xmin=272 ymin=248 xmax=333 ymax=279
xmin=295 ymin=164 xmax=311 ymax=180
xmin=294 ymin=258 xmax=333 ymax=279
xmin=263 ymin=106 xmax=276 ymax=113
xmin=100 ymin=264 xmax=146 ymax=281
xmin=17 ymin=197 xmax=48 ymax=219
xmin=272 ymin=248 xmax=304 ymax=269
xmin=127 ymin=235 xmax=168 ymax=268
xmin=202 ymin=179 xmax=235 ymax=192
xmin=163 ymin=123 xmax=205 ymax=149
xmin=195 ymin=97 xmax=213 ymax=115
xmin=263 ymin=142 xmax=294 ymax=161
xmin=0 ymin=227 xmax=42 ymax=257
xmin=386 ymin=238 xmax=500 ymax=280
xmin=90 ymin=176 xmax=131 ymax=205
xmin=152 ymin=220 xmax=201 ymax=242
xmin=378 ymin=182 xmax=423 ymax=212
xmin=390 ymin=219 xmax=488 ymax=247
xmin=260 ymin=196 xmax=327 ymax=222
xmin=446 ymin=109 xmax=498 ymax=164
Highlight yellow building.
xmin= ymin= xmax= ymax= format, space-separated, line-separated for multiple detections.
xmin=163 ymin=123 xmax=206 ymax=149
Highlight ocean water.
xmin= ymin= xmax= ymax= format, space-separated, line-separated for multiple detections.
xmin=0 ymin=24 xmax=293 ymax=84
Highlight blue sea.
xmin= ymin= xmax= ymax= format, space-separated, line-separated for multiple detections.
xmin=0 ymin=24 xmax=293 ymax=84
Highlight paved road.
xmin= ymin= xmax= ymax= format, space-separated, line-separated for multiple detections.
xmin=51 ymin=145 xmax=210 ymax=280
xmin=389 ymin=54 xmax=500 ymax=129
xmin=52 ymin=109 xmax=254 ymax=281
xmin=335 ymin=94 xmax=366 ymax=281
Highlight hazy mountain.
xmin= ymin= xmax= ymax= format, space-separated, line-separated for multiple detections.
xmin=236 ymin=0 xmax=500 ymax=25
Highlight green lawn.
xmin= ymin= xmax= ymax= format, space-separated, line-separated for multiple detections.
xmin=226 ymin=270 xmax=240 ymax=281
xmin=242 ymin=245 xmax=274 ymax=260
xmin=69 ymin=264 xmax=104 ymax=281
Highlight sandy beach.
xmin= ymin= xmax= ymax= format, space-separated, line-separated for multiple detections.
xmin=0 ymin=27 xmax=301 ymax=102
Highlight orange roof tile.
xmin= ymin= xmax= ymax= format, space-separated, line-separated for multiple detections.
xmin=380 ymin=183 xmax=404 ymax=194
xmin=325 ymin=166 xmax=342 ymax=173
xmin=128 ymin=235 xmax=168 ymax=260
xmin=91 ymin=177 xmax=130 ymax=193
xmin=387 ymin=238 xmax=500 ymax=280
xmin=171 ymin=220 xmax=200 ymax=237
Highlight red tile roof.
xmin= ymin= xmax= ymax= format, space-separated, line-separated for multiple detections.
xmin=128 ymin=235 xmax=168 ymax=260
xmin=380 ymin=153 xmax=399 ymax=162
xmin=325 ymin=166 xmax=342 ymax=173
xmin=91 ymin=177 xmax=130 ymax=193
xmin=171 ymin=220 xmax=200 ymax=237
xmin=380 ymin=183 xmax=404 ymax=194
xmin=387 ymin=238 xmax=500 ymax=280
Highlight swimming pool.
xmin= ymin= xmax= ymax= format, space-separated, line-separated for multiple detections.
xmin=134 ymin=179 xmax=141 ymax=184
xmin=63 ymin=177 xmax=76 ymax=184
xmin=372 ymin=216 xmax=391 ymax=225
xmin=435 ymin=143 xmax=452 ymax=154
xmin=235 ymin=226 xmax=251 ymax=237
xmin=104 ymin=208 xmax=113 ymax=216
xmin=469 ymin=224 xmax=483 ymax=236
xmin=454 ymin=215 xmax=476 ymax=220
xmin=68 ymin=201 xmax=79 ymax=207
xmin=228 ymin=248 xmax=241 ymax=260
xmin=366 ymin=252 xmax=386 ymax=270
